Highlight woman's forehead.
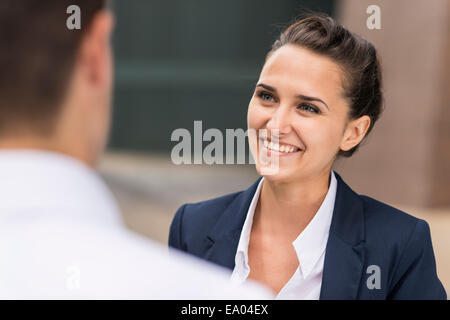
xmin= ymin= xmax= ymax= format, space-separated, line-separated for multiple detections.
xmin=260 ymin=45 xmax=345 ymax=97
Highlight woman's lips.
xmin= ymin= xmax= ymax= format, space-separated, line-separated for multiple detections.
xmin=259 ymin=138 xmax=302 ymax=157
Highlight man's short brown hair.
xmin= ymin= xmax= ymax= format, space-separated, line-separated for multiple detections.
xmin=0 ymin=0 xmax=105 ymax=135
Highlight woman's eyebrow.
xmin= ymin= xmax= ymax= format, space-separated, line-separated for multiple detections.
xmin=296 ymin=94 xmax=329 ymax=110
xmin=256 ymin=82 xmax=329 ymax=110
xmin=256 ymin=83 xmax=277 ymax=93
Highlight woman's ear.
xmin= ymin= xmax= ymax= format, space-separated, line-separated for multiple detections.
xmin=339 ymin=115 xmax=371 ymax=152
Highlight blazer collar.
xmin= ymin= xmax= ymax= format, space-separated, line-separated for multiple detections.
xmin=319 ymin=171 xmax=366 ymax=299
xmin=205 ymin=172 xmax=366 ymax=299
xmin=205 ymin=178 xmax=262 ymax=269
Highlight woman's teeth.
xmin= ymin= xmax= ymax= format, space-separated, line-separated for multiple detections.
xmin=262 ymin=139 xmax=298 ymax=153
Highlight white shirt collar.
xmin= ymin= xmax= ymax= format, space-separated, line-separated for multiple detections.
xmin=232 ymin=171 xmax=337 ymax=282
xmin=292 ymin=171 xmax=337 ymax=278
xmin=0 ymin=150 xmax=123 ymax=227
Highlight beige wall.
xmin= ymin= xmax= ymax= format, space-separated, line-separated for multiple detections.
xmin=334 ymin=0 xmax=450 ymax=207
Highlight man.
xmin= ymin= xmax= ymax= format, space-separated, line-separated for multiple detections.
xmin=0 ymin=1 xmax=271 ymax=299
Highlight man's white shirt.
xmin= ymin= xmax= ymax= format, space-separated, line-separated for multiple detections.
xmin=0 ymin=150 xmax=272 ymax=299
xmin=231 ymin=171 xmax=337 ymax=299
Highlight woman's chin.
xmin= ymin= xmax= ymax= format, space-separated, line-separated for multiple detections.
xmin=255 ymin=163 xmax=298 ymax=182
xmin=254 ymin=147 xmax=303 ymax=178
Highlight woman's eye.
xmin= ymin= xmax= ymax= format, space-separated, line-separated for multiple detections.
xmin=297 ymin=103 xmax=320 ymax=114
xmin=257 ymin=91 xmax=275 ymax=102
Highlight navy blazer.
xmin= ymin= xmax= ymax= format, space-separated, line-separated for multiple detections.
xmin=169 ymin=172 xmax=447 ymax=299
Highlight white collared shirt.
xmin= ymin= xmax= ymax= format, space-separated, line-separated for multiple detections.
xmin=0 ymin=150 xmax=272 ymax=299
xmin=231 ymin=171 xmax=337 ymax=300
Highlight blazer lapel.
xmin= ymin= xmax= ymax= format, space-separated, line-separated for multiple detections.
xmin=320 ymin=172 xmax=366 ymax=300
xmin=204 ymin=178 xmax=262 ymax=270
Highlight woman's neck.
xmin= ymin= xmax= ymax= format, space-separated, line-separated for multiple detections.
xmin=254 ymin=169 xmax=332 ymax=239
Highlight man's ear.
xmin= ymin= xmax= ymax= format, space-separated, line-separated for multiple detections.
xmin=339 ymin=115 xmax=371 ymax=152
xmin=78 ymin=10 xmax=114 ymax=86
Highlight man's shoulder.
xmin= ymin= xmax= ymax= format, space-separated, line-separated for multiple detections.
xmin=0 ymin=219 xmax=271 ymax=299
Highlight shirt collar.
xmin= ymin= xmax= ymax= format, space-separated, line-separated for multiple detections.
xmin=234 ymin=171 xmax=337 ymax=279
xmin=292 ymin=171 xmax=337 ymax=278
xmin=0 ymin=149 xmax=123 ymax=227
xmin=235 ymin=177 xmax=264 ymax=266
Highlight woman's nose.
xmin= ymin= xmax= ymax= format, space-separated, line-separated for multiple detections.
xmin=266 ymin=105 xmax=292 ymax=135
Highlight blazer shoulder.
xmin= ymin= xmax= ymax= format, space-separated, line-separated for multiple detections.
xmin=169 ymin=190 xmax=245 ymax=251
xmin=169 ymin=178 xmax=261 ymax=256
xmin=358 ymin=194 xmax=433 ymax=260
xmin=334 ymin=171 xmax=422 ymax=242
xmin=359 ymin=194 xmax=421 ymax=231
xmin=358 ymin=195 xmax=447 ymax=298
xmin=182 ymin=190 xmax=244 ymax=224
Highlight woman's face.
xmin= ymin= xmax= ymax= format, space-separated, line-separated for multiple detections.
xmin=247 ymin=44 xmax=357 ymax=182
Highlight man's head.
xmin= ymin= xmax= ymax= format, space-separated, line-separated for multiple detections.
xmin=0 ymin=0 xmax=114 ymax=166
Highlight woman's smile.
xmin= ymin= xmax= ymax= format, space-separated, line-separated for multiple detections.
xmin=259 ymin=137 xmax=303 ymax=158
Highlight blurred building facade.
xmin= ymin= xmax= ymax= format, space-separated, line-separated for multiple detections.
xmin=335 ymin=0 xmax=450 ymax=207
xmin=109 ymin=0 xmax=450 ymax=208
xmin=110 ymin=0 xmax=334 ymax=150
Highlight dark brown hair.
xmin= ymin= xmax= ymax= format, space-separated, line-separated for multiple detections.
xmin=269 ymin=14 xmax=383 ymax=158
xmin=0 ymin=0 xmax=105 ymax=135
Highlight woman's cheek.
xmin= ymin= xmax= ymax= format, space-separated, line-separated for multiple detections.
xmin=247 ymin=102 xmax=264 ymax=167
xmin=294 ymin=119 xmax=332 ymax=152
xmin=247 ymin=101 xmax=267 ymax=130
xmin=317 ymin=126 xmax=342 ymax=159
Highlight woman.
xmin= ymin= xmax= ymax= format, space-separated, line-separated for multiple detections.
xmin=169 ymin=15 xmax=446 ymax=300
